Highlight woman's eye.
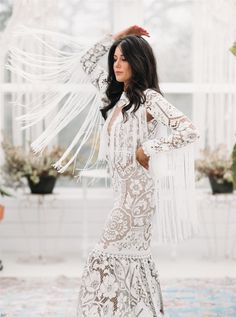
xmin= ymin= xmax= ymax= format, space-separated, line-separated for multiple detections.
xmin=113 ymin=58 xmax=126 ymax=62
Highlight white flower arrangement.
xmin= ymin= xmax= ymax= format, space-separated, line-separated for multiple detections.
xmin=1 ymin=141 xmax=73 ymax=188
xmin=195 ymin=144 xmax=233 ymax=184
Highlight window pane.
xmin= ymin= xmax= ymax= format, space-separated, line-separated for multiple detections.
xmin=165 ymin=93 xmax=193 ymax=118
xmin=144 ymin=0 xmax=193 ymax=82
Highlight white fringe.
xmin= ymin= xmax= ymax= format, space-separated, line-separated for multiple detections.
xmin=7 ymin=25 xmax=102 ymax=172
xmin=150 ymin=143 xmax=200 ymax=244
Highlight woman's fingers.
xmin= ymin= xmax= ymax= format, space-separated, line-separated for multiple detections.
xmin=127 ymin=25 xmax=150 ymax=37
xmin=136 ymin=147 xmax=150 ymax=169
xmin=113 ymin=25 xmax=150 ymax=40
xmin=140 ymin=160 xmax=149 ymax=170
xmin=135 ymin=27 xmax=150 ymax=37
xmin=141 ymin=158 xmax=149 ymax=170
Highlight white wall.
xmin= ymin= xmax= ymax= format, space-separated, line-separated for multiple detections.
xmin=1 ymin=187 xmax=236 ymax=261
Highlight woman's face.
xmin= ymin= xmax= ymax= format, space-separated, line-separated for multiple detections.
xmin=113 ymin=45 xmax=132 ymax=88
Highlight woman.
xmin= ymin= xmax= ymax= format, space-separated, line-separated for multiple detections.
xmin=7 ymin=24 xmax=199 ymax=317
xmin=77 ymin=25 xmax=199 ymax=317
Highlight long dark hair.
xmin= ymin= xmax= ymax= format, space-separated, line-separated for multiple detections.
xmin=101 ymin=35 xmax=162 ymax=120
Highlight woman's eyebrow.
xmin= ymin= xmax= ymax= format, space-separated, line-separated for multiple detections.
xmin=113 ymin=54 xmax=124 ymax=57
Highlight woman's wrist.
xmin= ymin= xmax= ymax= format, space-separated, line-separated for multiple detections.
xmin=112 ymin=31 xmax=126 ymax=41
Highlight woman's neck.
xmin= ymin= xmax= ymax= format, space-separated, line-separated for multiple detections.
xmin=124 ymin=82 xmax=128 ymax=92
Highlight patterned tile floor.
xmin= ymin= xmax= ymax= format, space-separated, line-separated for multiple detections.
xmin=0 ymin=276 xmax=235 ymax=317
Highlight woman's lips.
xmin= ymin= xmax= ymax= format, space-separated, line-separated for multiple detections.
xmin=115 ymin=71 xmax=123 ymax=75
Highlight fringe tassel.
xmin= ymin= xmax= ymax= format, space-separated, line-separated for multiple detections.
xmin=138 ymin=106 xmax=144 ymax=143
xmin=52 ymin=94 xmax=102 ymax=172
xmin=97 ymin=107 xmax=114 ymax=162
xmin=115 ymin=121 xmax=121 ymax=164
xmin=150 ymin=144 xmax=200 ymax=244
xmin=132 ymin=114 xmax=138 ymax=167
xmin=142 ymin=106 xmax=149 ymax=144
xmin=109 ymin=121 xmax=116 ymax=165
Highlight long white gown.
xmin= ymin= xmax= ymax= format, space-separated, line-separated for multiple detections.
xmin=76 ymin=34 xmax=200 ymax=317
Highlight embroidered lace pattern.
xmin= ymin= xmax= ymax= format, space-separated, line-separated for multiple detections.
xmin=141 ymin=89 xmax=200 ymax=157
xmin=78 ymin=250 xmax=164 ymax=317
xmin=80 ymin=34 xmax=113 ymax=105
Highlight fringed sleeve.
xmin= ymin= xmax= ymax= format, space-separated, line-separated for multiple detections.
xmin=6 ymin=27 xmax=114 ymax=173
xmin=141 ymin=89 xmax=201 ymax=244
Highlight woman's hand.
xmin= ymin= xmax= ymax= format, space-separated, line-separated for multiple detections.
xmin=113 ymin=25 xmax=150 ymax=41
xmin=136 ymin=147 xmax=150 ymax=170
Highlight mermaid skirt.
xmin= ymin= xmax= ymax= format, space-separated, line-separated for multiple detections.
xmin=77 ymin=162 xmax=165 ymax=317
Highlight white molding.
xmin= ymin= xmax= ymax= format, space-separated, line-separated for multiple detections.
xmin=1 ymin=188 xmax=236 ymax=259
xmin=0 ymin=82 xmax=235 ymax=93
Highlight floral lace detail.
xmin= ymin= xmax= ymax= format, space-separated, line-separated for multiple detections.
xmin=102 ymin=207 xmax=132 ymax=243
xmin=78 ymin=250 xmax=164 ymax=317
xmin=98 ymin=162 xmax=155 ymax=253
xmin=80 ymin=34 xmax=113 ymax=95
xmin=141 ymin=89 xmax=200 ymax=156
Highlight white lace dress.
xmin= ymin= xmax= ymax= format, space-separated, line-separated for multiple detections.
xmin=77 ymin=35 xmax=199 ymax=317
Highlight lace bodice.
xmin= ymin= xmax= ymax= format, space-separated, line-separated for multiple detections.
xmin=80 ymin=35 xmax=200 ymax=159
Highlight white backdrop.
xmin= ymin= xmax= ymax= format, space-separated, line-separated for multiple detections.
xmin=193 ymin=0 xmax=236 ymax=151
xmin=1 ymin=0 xmax=235 ymax=156
xmin=0 ymin=0 xmax=236 ymax=264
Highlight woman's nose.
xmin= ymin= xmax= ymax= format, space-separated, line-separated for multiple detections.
xmin=114 ymin=60 xmax=121 ymax=68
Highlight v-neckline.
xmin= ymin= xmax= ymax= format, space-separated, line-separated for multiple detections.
xmin=107 ymin=92 xmax=128 ymax=136
xmin=107 ymin=106 xmax=123 ymax=136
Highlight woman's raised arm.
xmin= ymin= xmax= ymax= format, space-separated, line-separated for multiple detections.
xmin=80 ymin=25 xmax=149 ymax=92
xmin=80 ymin=34 xmax=114 ymax=92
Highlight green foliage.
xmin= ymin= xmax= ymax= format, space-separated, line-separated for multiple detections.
xmin=230 ymin=42 xmax=236 ymax=56
xmin=232 ymin=144 xmax=236 ymax=189
xmin=0 ymin=172 xmax=12 ymax=196
xmin=0 ymin=0 xmax=12 ymax=31
xmin=0 ymin=186 xmax=11 ymax=197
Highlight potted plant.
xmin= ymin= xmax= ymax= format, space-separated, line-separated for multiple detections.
xmin=0 ymin=179 xmax=12 ymax=271
xmin=230 ymin=45 xmax=236 ymax=188
xmin=0 ymin=186 xmax=7 ymax=222
xmin=0 ymin=173 xmax=12 ymax=218
xmin=0 ymin=185 xmax=11 ymax=221
xmin=232 ymin=144 xmax=236 ymax=190
xmin=1 ymin=141 xmax=73 ymax=194
xmin=195 ymin=144 xmax=234 ymax=194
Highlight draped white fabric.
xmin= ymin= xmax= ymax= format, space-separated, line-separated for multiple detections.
xmin=0 ymin=0 xmax=58 ymax=149
xmin=193 ymin=0 xmax=236 ymax=152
